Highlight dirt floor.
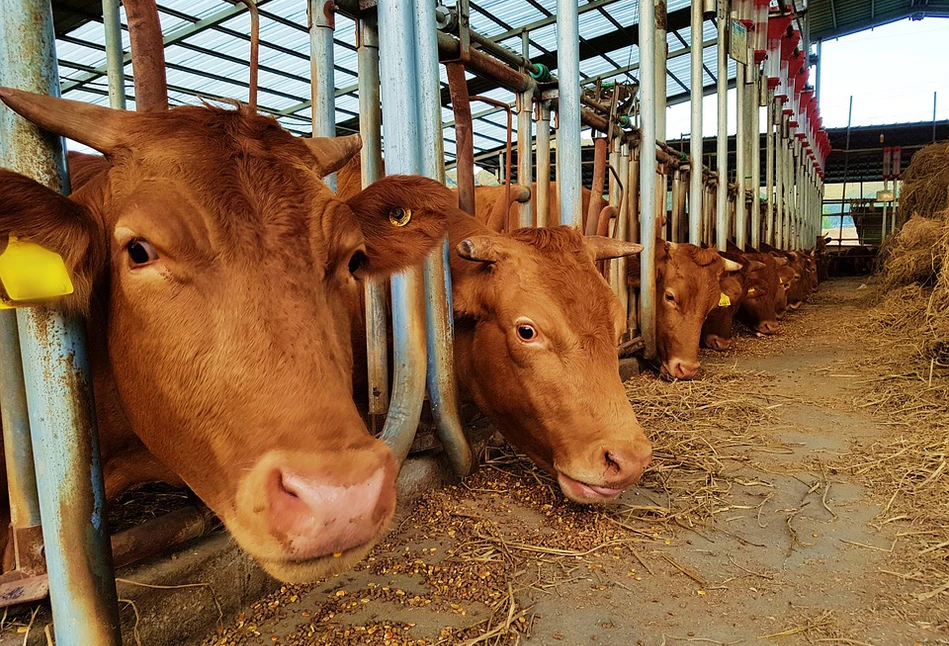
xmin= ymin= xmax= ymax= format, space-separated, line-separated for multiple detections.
xmin=196 ymin=277 xmax=949 ymax=646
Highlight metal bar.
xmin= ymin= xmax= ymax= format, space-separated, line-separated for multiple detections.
xmin=436 ymin=32 xmax=532 ymax=94
xmin=310 ymin=0 xmax=337 ymax=189
xmin=447 ymin=63 xmax=476 ymax=216
xmin=556 ymin=0 xmax=583 ymax=229
xmin=750 ymin=68 xmax=761 ymax=248
xmin=639 ymin=0 xmax=658 ymax=359
xmin=0 ymin=1 xmax=120 ymax=642
xmin=655 ymin=0 xmax=668 ymax=143
xmin=415 ymin=0 xmax=472 ymax=476
xmin=776 ymin=110 xmax=785 ymax=248
xmin=0 ymin=312 xmax=44 ymax=575
xmin=491 ymin=0 xmax=624 ymax=43
xmin=516 ymin=31 xmax=534 ymax=229
xmin=110 ymin=506 xmax=209 ymax=570
xmin=715 ymin=3 xmax=728 ymax=251
xmin=378 ymin=0 xmax=426 ymax=465
xmin=586 ymin=137 xmax=609 ymax=236
xmin=765 ymin=93 xmax=774 ymax=245
xmin=235 ymin=0 xmax=259 ymax=110
xmin=101 ymin=0 xmax=126 ymax=109
xmin=735 ymin=63 xmax=747 ymax=249
xmin=612 ymin=143 xmax=631 ymax=318
xmin=535 ymin=100 xmax=551 ymax=227
xmin=688 ymin=0 xmax=703 ymax=245
xmin=627 ymin=145 xmax=640 ymax=334
xmin=357 ymin=14 xmax=389 ymax=430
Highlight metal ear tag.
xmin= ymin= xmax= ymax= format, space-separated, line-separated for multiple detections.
xmin=718 ymin=292 xmax=731 ymax=308
xmin=389 ymin=207 xmax=412 ymax=227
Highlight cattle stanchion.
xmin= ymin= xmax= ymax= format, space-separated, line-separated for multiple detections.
xmin=765 ymin=91 xmax=775 ymax=245
xmin=689 ymin=0 xmax=704 ymax=246
xmin=356 ymin=13 xmax=390 ymax=431
xmin=639 ymin=0 xmax=659 ymax=360
xmin=0 ymin=2 xmax=121 ymax=642
xmin=237 ymin=0 xmax=259 ymax=110
xmin=715 ymin=0 xmax=729 ymax=251
xmin=102 ymin=0 xmax=126 ymax=109
xmin=415 ymin=0 xmax=472 ymax=476
xmin=611 ymin=143 xmax=631 ymax=319
xmin=310 ymin=0 xmax=337 ymax=189
xmin=735 ymin=62 xmax=748 ymax=250
xmin=535 ymin=100 xmax=552 ymax=227
xmin=516 ymin=32 xmax=535 ymax=229
xmin=556 ymin=0 xmax=582 ymax=229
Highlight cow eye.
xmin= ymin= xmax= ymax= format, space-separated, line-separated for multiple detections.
xmin=664 ymin=290 xmax=676 ymax=304
xmin=348 ymin=249 xmax=367 ymax=277
xmin=515 ymin=320 xmax=539 ymax=343
xmin=127 ymin=240 xmax=158 ymax=267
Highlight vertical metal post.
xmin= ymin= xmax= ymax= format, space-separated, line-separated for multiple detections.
xmin=881 ymin=177 xmax=889 ymax=242
xmin=517 ymin=31 xmax=534 ymax=228
xmin=612 ymin=143 xmax=631 ymax=318
xmin=536 ymin=100 xmax=552 ymax=227
xmin=735 ymin=63 xmax=747 ymax=249
xmin=689 ymin=0 xmax=703 ymax=245
xmin=102 ymin=0 xmax=126 ymax=109
xmin=414 ymin=0 xmax=472 ymax=476
xmin=765 ymin=93 xmax=774 ymax=245
xmin=775 ymin=109 xmax=784 ymax=247
xmin=750 ymin=68 xmax=761 ymax=248
xmin=556 ymin=0 xmax=582 ymax=228
xmin=655 ymin=0 xmax=668 ymax=142
xmin=357 ymin=14 xmax=389 ymax=430
xmin=377 ymin=0 xmax=426 ymax=465
xmin=628 ymin=145 xmax=640 ymax=334
xmin=0 ymin=2 xmax=120 ymax=643
xmin=309 ymin=0 xmax=337 ymax=189
xmin=715 ymin=0 xmax=729 ymax=251
xmin=0 ymin=314 xmax=43 ymax=573
xmin=670 ymin=167 xmax=682 ymax=241
xmin=640 ymin=0 xmax=658 ymax=359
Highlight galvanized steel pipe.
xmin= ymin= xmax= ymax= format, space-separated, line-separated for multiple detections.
xmin=535 ymin=100 xmax=552 ymax=227
xmin=735 ymin=63 xmax=747 ymax=250
xmin=516 ymin=88 xmax=534 ymax=228
xmin=310 ymin=0 xmax=337 ymax=189
xmin=415 ymin=0 xmax=472 ymax=476
xmin=611 ymin=143 xmax=631 ymax=319
xmin=357 ymin=14 xmax=390 ymax=429
xmin=0 ymin=2 xmax=121 ymax=642
xmin=715 ymin=0 xmax=729 ymax=251
xmin=765 ymin=94 xmax=775 ymax=245
xmin=556 ymin=0 xmax=583 ymax=228
xmin=102 ymin=0 xmax=126 ymax=109
xmin=688 ymin=0 xmax=704 ymax=245
xmin=377 ymin=0 xmax=426 ymax=464
xmin=655 ymin=0 xmax=668 ymax=142
xmin=639 ymin=0 xmax=659 ymax=359
xmin=750 ymin=68 xmax=761 ymax=248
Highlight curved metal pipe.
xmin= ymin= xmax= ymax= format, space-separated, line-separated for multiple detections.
xmin=236 ymin=0 xmax=259 ymax=110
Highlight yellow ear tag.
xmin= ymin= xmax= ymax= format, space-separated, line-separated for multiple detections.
xmin=389 ymin=207 xmax=412 ymax=227
xmin=747 ymin=287 xmax=756 ymax=295
xmin=718 ymin=292 xmax=731 ymax=307
xmin=0 ymin=237 xmax=74 ymax=310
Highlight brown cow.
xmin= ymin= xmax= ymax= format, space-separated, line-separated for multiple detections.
xmin=338 ymin=157 xmax=652 ymax=504
xmin=629 ymin=241 xmax=743 ymax=380
xmin=0 ymin=88 xmax=452 ymax=583
xmin=701 ymin=252 xmax=766 ymax=351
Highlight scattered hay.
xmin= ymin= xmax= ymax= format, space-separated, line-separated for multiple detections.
xmin=898 ymin=140 xmax=949 ymax=224
xmin=879 ymin=214 xmax=947 ymax=288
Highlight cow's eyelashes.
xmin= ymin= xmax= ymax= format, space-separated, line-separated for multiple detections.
xmin=127 ymin=239 xmax=158 ymax=267
xmin=664 ymin=290 xmax=676 ymax=305
xmin=514 ymin=319 xmax=541 ymax=344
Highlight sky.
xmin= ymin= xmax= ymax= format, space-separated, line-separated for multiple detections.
xmin=665 ymin=16 xmax=949 ymax=139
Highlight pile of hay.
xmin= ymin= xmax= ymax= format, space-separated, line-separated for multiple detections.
xmin=898 ymin=140 xmax=949 ymax=225
xmin=879 ymin=213 xmax=948 ymax=287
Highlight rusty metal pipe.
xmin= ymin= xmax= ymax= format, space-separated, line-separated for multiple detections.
xmin=122 ymin=0 xmax=168 ymax=111
xmin=470 ymin=94 xmax=513 ymax=229
xmin=111 ymin=507 xmax=211 ymax=570
xmin=516 ymin=85 xmax=534 ymax=227
xmin=310 ymin=0 xmax=337 ymax=189
xmin=236 ymin=0 xmax=259 ymax=110
xmin=585 ymin=137 xmax=608 ymax=236
xmin=0 ymin=1 xmax=121 ymax=642
xmin=447 ymin=63 xmax=476 ymax=216
xmin=436 ymin=31 xmax=532 ymax=94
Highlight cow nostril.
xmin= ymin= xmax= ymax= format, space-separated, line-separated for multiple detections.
xmin=604 ymin=451 xmax=621 ymax=473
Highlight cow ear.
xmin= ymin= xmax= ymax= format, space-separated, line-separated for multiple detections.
xmin=0 ymin=170 xmax=104 ymax=317
xmin=456 ymin=236 xmax=511 ymax=264
xmin=774 ymin=256 xmax=789 ymax=267
xmin=345 ymin=175 xmax=452 ymax=277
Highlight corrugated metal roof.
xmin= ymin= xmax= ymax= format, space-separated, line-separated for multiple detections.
xmin=50 ymin=0 xmax=738 ymax=162
xmin=808 ymin=0 xmax=949 ymax=41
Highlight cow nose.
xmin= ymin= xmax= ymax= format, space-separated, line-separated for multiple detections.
xmin=265 ymin=453 xmax=396 ymax=559
xmin=705 ymin=334 xmax=731 ymax=351
xmin=669 ymin=358 xmax=700 ymax=380
xmin=603 ymin=445 xmax=652 ymax=487
xmin=757 ymin=320 xmax=778 ymax=335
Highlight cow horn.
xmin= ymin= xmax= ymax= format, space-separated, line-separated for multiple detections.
xmin=302 ymin=134 xmax=363 ymax=178
xmin=722 ymin=258 xmax=743 ymax=272
xmin=586 ymin=236 xmax=643 ymax=260
xmin=0 ymin=88 xmax=129 ymax=154
xmin=457 ymin=236 xmax=507 ymax=263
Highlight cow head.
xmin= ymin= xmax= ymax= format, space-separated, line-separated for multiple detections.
xmin=629 ymin=241 xmax=742 ymax=380
xmin=451 ymin=226 xmax=652 ymax=504
xmin=0 ymin=89 xmax=451 ymax=583
xmin=701 ymin=252 xmax=765 ymax=351
xmin=736 ymin=252 xmax=785 ymax=335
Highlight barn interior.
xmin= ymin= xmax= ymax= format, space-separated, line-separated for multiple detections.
xmin=0 ymin=0 xmax=948 ymax=644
